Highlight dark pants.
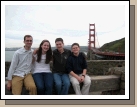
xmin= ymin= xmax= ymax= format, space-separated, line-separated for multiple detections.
xmin=32 ymin=72 xmax=53 ymax=95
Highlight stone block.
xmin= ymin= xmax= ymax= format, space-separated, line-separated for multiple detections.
xmin=120 ymin=81 xmax=125 ymax=89
xmin=120 ymin=89 xmax=125 ymax=95
xmin=90 ymin=75 xmax=120 ymax=92
xmin=5 ymin=75 xmax=121 ymax=95
xmin=121 ymin=73 xmax=125 ymax=81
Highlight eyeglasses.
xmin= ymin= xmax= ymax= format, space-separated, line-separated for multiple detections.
xmin=25 ymin=40 xmax=33 ymax=42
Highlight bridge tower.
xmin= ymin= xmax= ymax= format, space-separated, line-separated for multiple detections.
xmin=88 ymin=23 xmax=95 ymax=50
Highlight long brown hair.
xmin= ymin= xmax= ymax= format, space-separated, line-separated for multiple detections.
xmin=36 ymin=40 xmax=52 ymax=64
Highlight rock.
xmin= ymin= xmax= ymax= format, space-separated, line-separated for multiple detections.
xmin=120 ymin=89 xmax=125 ymax=95
xmin=120 ymin=81 xmax=125 ymax=90
xmin=106 ymin=66 xmax=125 ymax=75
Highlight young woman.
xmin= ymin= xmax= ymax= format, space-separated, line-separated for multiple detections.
xmin=32 ymin=39 xmax=53 ymax=95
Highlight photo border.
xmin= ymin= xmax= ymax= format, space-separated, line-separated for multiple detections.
xmin=1 ymin=0 xmax=136 ymax=106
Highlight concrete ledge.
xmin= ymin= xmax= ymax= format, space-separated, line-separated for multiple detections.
xmin=90 ymin=75 xmax=120 ymax=92
xmin=5 ymin=75 xmax=120 ymax=95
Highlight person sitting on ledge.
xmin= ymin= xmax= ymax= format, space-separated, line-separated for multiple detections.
xmin=66 ymin=43 xmax=91 ymax=95
xmin=6 ymin=35 xmax=37 ymax=95
xmin=32 ymin=39 xmax=53 ymax=95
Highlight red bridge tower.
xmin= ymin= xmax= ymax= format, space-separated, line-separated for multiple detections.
xmin=88 ymin=23 xmax=95 ymax=50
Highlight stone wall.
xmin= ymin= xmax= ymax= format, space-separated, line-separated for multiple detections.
xmin=87 ymin=60 xmax=125 ymax=75
xmin=104 ymin=66 xmax=125 ymax=95
xmin=5 ymin=75 xmax=121 ymax=95
xmin=5 ymin=61 xmax=125 ymax=95
xmin=5 ymin=60 xmax=125 ymax=77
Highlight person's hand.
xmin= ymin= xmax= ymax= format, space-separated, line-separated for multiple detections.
xmin=7 ymin=80 xmax=12 ymax=91
xmin=81 ymin=76 xmax=85 ymax=82
xmin=33 ymin=48 xmax=38 ymax=54
xmin=76 ymin=76 xmax=82 ymax=83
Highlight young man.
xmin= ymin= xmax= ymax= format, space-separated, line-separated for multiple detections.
xmin=52 ymin=38 xmax=71 ymax=95
xmin=6 ymin=35 xmax=37 ymax=95
xmin=66 ymin=43 xmax=91 ymax=95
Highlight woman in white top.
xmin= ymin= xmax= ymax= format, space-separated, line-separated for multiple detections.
xmin=32 ymin=39 xmax=53 ymax=95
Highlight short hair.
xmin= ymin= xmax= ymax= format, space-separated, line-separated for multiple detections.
xmin=55 ymin=38 xmax=64 ymax=43
xmin=24 ymin=35 xmax=32 ymax=41
xmin=71 ymin=43 xmax=80 ymax=48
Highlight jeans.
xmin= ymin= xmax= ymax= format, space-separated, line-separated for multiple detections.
xmin=53 ymin=73 xmax=70 ymax=95
xmin=32 ymin=72 xmax=53 ymax=95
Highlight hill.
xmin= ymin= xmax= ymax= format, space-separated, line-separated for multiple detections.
xmin=99 ymin=37 xmax=125 ymax=53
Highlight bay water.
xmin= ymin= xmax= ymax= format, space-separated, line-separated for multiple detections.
xmin=5 ymin=51 xmax=16 ymax=62
xmin=5 ymin=51 xmax=87 ymax=62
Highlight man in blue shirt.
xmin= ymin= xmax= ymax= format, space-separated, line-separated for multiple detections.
xmin=66 ymin=43 xmax=91 ymax=95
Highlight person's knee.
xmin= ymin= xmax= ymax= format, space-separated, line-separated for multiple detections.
xmin=85 ymin=78 xmax=91 ymax=85
xmin=55 ymin=81 xmax=62 ymax=88
xmin=87 ymin=80 xmax=91 ymax=85
xmin=64 ymin=81 xmax=70 ymax=87
xmin=37 ymin=85 xmax=45 ymax=91
xmin=71 ymin=81 xmax=79 ymax=86
xmin=26 ymin=84 xmax=37 ymax=91
xmin=46 ymin=83 xmax=53 ymax=89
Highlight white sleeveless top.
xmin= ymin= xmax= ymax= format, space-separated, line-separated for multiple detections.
xmin=32 ymin=54 xmax=52 ymax=74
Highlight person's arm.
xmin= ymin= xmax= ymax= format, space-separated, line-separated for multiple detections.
xmin=7 ymin=52 xmax=19 ymax=90
xmin=69 ymin=71 xmax=82 ymax=83
xmin=32 ymin=49 xmax=37 ymax=64
xmin=33 ymin=48 xmax=38 ymax=54
xmin=7 ymin=52 xmax=19 ymax=80
xmin=81 ymin=54 xmax=88 ymax=82
xmin=82 ymin=69 xmax=87 ymax=76
xmin=66 ymin=57 xmax=82 ymax=82
xmin=66 ymin=57 xmax=73 ymax=74
xmin=52 ymin=52 xmax=55 ymax=65
xmin=81 ymin=69 xmax=87 ymax=82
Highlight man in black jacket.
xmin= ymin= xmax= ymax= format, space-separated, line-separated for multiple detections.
xmin=52 ymin=38 xmax=71 ymax=95
xmin=66 ymin=43 xmax=91 ymax=95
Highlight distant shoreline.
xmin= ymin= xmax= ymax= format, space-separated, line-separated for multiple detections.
xmin=5 ymin=46 xmax=89 ymax=52
xmin=5 ymin=50 xmax=17 ymax=51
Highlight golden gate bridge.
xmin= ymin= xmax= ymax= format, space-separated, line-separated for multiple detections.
xmin=88 ymin=23 xmax=125 ymax=60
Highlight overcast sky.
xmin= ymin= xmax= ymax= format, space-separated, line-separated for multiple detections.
xmin=4 ymin=1 xmax=126 ymax=48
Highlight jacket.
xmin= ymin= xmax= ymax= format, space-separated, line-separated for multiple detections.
xmin=52 ymin=48 xmax=71 ymax=73
xmin=66 ymin=52 xmax=87 ymax=74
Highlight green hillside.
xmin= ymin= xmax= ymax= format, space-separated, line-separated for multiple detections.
xmin=100 ymin=37 xmax=125 ymax=53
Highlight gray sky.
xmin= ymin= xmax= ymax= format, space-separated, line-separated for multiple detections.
xmin=4 ymin=1 xmax=126 ymax=48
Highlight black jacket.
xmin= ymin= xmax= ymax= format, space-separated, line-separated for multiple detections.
xmin=52 ymin=48 xmax=71 ymax=73
xmin=66 ymin=52 xmax=87 ymax=74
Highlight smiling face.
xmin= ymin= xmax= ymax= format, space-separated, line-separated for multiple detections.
xmin=24 ymin=36 xmax=33 ymax=48
xmin=71 ymin=45 xmax=80 ymax=54
xmin=55 ymin=41 xmax=64 ymax=52
xmin=41 ymin=41 xmax=50 ymax=53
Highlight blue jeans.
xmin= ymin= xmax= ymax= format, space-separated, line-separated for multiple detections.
xmin=32 ymin=72 xmax=53 ymax=95
xmin=53 ymin=73 xmax=70 ymax=95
